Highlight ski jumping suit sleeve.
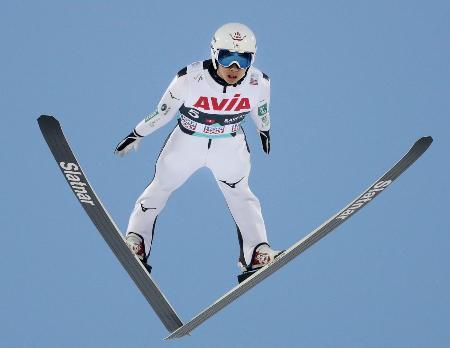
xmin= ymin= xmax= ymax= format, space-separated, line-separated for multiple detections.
xmin=249 ymin=73 xmax=271 ymax=154
xmin=125 ymin=60 xmax=272 ymax=267
xmin=248 ymin=73 xmax=270 ymax=132
xmin=134 ymin=72 xmax=187 ymax=137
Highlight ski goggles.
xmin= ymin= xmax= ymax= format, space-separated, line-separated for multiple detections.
xmin=217 ymin=50 xmax=253 ymax=69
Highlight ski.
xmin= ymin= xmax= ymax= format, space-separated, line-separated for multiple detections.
xmin=37 ymin=115 xmax=183 ymax=333
xmin=166 ymin=136 xmax=433 ymax=339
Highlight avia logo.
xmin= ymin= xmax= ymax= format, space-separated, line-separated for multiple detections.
xmin=193 ymin=94 xmax=251 ymax=111
xmin=337 ymin=180 xmax=392 ymax=220
xmin=230 ymin=32 xmax=245 ymax=41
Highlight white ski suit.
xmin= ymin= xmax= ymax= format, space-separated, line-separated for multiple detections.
xmin=127 ymin=59 xmax=271 ymax=266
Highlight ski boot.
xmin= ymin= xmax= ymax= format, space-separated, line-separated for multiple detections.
xmin=125 ymin=232 xmax=152 ymax=273
xmin=237 ymin=243 xmax=284 ymax=283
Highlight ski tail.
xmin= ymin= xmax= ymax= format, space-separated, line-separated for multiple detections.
xmin=165 ymin=136 xmax=432 ymax=339
xmin=38 ymin=115 xmax=183 ymax=333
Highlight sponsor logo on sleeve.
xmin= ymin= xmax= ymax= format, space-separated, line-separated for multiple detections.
xmin=145 ymin=109 xmax=159 ymax=122
xmin=160 ymin=103 xmax=171 ymax=115
xmin=258 ymin=103 xmax=268 ymax=117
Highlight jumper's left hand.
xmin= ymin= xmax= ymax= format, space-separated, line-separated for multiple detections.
xmin=259 ymin=130 xmax=270 ymax=154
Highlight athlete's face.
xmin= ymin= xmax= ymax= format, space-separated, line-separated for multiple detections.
xmin=217 ymin=63 xmax=246 ymax=85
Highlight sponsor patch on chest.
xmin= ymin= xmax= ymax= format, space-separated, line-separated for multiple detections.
xmin=204 ymin=125 xmax=225 ymax=135
xmin=180 ymin=115 xmax=197 ymax=131
xmin=193 ymin=94 xmax=251 ymax=112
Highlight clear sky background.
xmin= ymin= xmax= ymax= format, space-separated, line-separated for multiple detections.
xmin=1 ymin=1 xmax=449 ymax=347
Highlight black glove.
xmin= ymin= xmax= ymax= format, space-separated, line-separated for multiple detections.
xmin=259 ymin=130 xmax=270 ymax=154
xmin=114 ymin=129 xmax=142 ymax=157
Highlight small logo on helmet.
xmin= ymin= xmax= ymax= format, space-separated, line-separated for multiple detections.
xmin=230 ymin=32 xmax=246 ymax=41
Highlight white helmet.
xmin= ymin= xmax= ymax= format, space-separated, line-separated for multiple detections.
xmin=210 ymin=23 xmax=257 ymax=69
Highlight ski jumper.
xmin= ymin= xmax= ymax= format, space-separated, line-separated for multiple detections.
xmin=127 ymin=59 xmax=271 ymax=266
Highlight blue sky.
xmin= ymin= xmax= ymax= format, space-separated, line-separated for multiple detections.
xmin=1 ymin=1 xmax=449 ymax=347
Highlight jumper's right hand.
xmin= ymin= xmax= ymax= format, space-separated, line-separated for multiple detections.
xmin=114 ymin=130 xmax=142 ymax=157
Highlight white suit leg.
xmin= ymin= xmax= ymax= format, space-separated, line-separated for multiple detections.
xmin=207 ymin=134 xmax=268 ymax=266
xmin=127 ymin=128 xmax=207 ymax=254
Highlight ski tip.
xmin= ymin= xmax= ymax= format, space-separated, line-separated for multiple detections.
xmin=164 ymin=332 xmax=177 ymax=340
xmin=37 ymin=115 xmax=59 ymax=124
xmin=417 ymin=136 xmax=433 ymax=148
xmin=164 ymin=330 xmax=191 ymax=340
